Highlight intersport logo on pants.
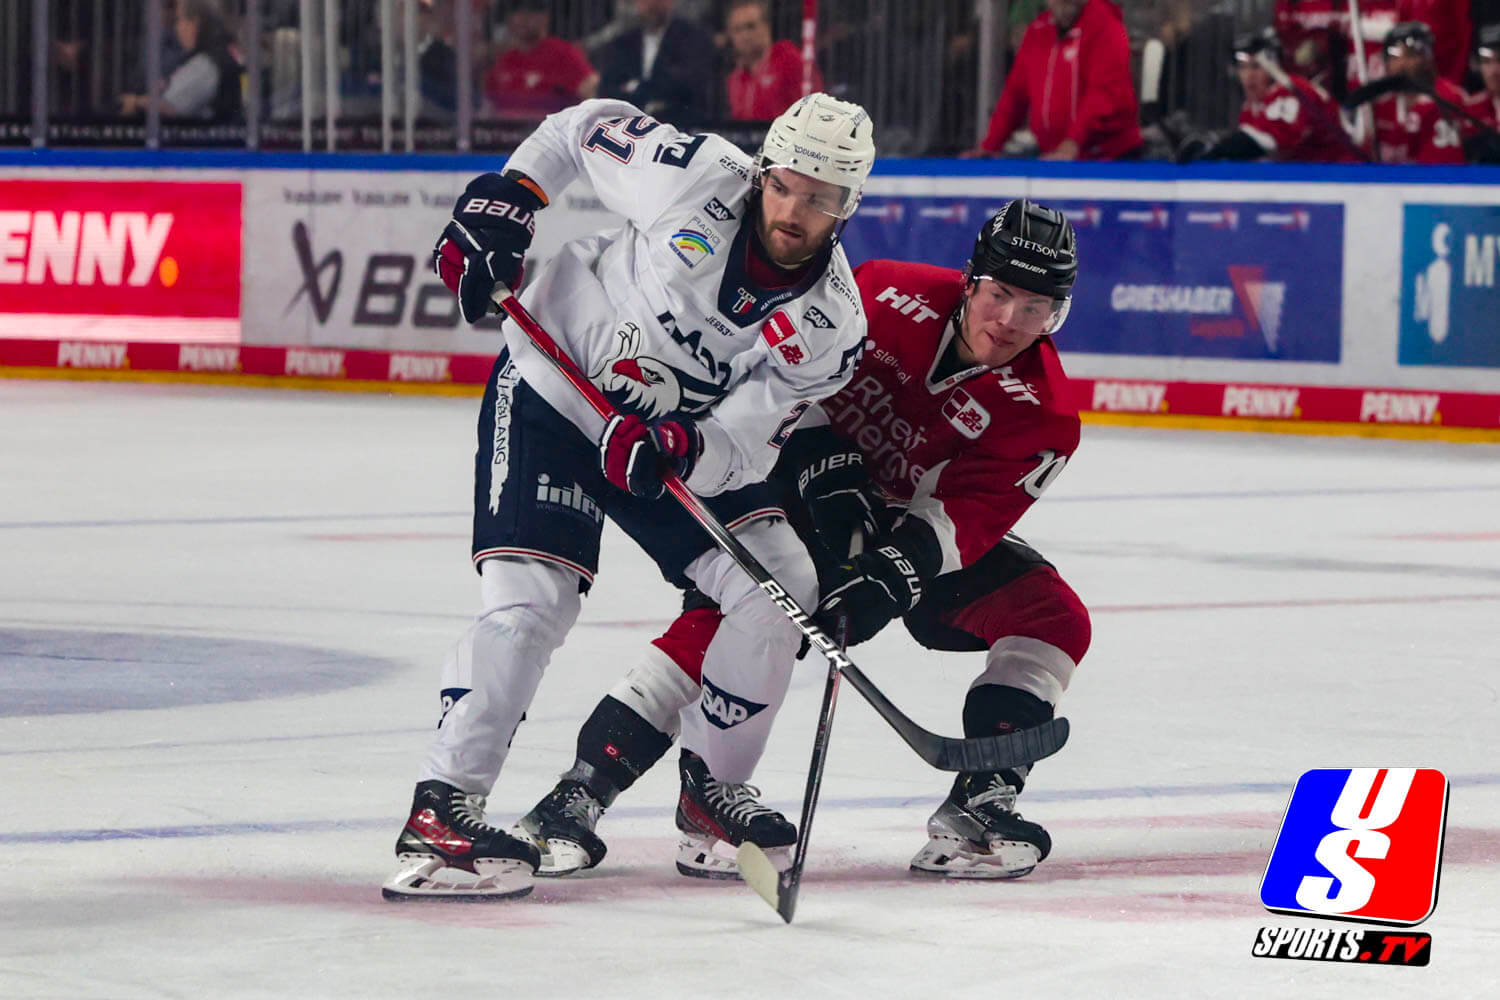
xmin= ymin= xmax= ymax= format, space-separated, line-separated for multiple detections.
xmin=0 ymin=180 xmax=242 ymax=325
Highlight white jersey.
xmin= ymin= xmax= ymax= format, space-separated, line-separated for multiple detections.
xmin=503 ymin=99 xmax=867 ymax=497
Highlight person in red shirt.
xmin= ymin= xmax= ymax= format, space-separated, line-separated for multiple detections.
xmin=1196 ymin=30 xmax=1363 ymax=162
xmin=724 ymin=0 xmax=822 ymax=121
xmin=966 ymin=0 xmax=1142 ymax=160
xmin=1472 ymin=25 xmax=1500 ymax=125
xmin=482 ymin=0 xmax=598 ymax=121
xmin=1399 ymin=0 xmax=1473 ymax=85
xmin=513 ymin=202 xmax=1091 ymax=882
xmin=1373 ymin=21 xmax=1472 ymax=162
xmin=1274 ymin=0 xmax=1345 ymax=92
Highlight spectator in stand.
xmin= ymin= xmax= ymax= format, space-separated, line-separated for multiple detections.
xmin=1372 ymin=21 xmax=1471 ymax=162
xmin=1185 ymin=29 xmax=1363 ymax=163
xmin=596 ymin=0 xmax=717 ymax=128
xmin=484 ymin=0 xmax=598 ymax=120
xmin=1463 ymin=24 xmax=1500 ymax=160
xmin=724 ymin=0 xmax=821 ymax=121
xmin=1273 ymin=0 xmax=1345 ymax=96
xmin=1475 ymin=25 xmax=1500 ymax=125
xmin=964 ymin=0 xmax=1142 ymax=160
xmin=1398 ymin=0 xmax=1473 ymax=85
xmin=120 ymin=0 xmax=242 ymax=122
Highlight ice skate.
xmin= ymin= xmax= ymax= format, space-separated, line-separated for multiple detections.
xmin=909 ymin=772 xmax=1052 ymax=879
xmin=512 ymin=780 xmax=607 ymax=877
xmin=382 ymin=780 xmax=540 ymax=901
xmin=675 ymin=749 xmax=796 ymax=880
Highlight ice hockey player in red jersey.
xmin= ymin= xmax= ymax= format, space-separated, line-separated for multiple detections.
xmin=1197 ymin=29 xmax=1362 ymax=162
xmin=514 ymin=201 xmax=1091 ymax=881
xmin=1373 ymin=21 xmax=1473 ymax=162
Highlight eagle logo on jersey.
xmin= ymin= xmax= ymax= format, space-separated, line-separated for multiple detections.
xmin=591 ymin=323 xmax=723 ymax=418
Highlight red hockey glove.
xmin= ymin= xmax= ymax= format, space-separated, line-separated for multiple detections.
xmin=599 ymin=414 xmax=702 ymax=499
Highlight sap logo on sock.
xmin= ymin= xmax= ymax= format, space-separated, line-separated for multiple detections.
xmin=438 ymin=687 xmax=471 ymax=728
xmin=1261 ymin=768 xmax=1449 ymax=926
xmin=699 ymin=677 xmax=768 ymax=730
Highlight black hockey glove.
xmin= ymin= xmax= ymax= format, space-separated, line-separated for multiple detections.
xmin=783 ymin=426 xmax=887 ymax=554
xmin=599 ymin=414 xmax=703 ymax=499
xmin=814 ymin=520 xmax=942 ymax=647
xmin=433 ymin=172 xmax=542 ymax=323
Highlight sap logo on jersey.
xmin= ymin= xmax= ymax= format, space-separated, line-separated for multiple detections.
xmin=702 ymin=197 xmax=736 ymax=222
xmin=1261 ymin=768 xmax=1449 ymax=927
xmin=802 ymin=305 xmax=835 ymax=329
xmin=942 ymin=388 xmax=991 ymax=439
xmin=699 ymin=677 xmax=768 ymax=730
xmin=438 ymin=687 xmax=471 ymax=727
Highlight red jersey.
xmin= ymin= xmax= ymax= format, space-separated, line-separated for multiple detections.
xmin=727 ymin=41 xmax=821 ymax=121
xmin=979 ymin=0 xmax=1141 ymax=159
xmin=1374 ymin=77 xmax=1472 ymax=163
xmin=1274 ymin=0 xmax=1345 ymax=89
xmin=1468 ymin=90 xmax=1500 ymax=128
xmin=1274 ymin=0 xmax=1400 ymax=96
xmin=483 ymin=37 xmax=595 ymax=120
xmin=816 ymin=261 xmax=1080 ymax=575
xmin=1398 ymin=0 xmax=1473 ymax=85
xmin=1239 ymin=74 xmax=1361 ymax=162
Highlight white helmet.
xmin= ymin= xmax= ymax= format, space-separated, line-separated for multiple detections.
xmin=757 ymin=93 xmax=875 ymax=219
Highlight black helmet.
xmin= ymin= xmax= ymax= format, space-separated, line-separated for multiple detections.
xmin=966 ymin=200 xmax=1078 ymax=325
xmin=1232 ymin=27 xmax=1281 ymax=65
xmin=1385 ymin=21 xmax=1436 ymax=55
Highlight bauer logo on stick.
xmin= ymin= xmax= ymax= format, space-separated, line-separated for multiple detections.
xmin=1260 ymin=768 xmax=1449 ymax=926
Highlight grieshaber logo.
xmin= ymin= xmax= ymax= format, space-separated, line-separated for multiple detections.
xmin=700 ymin=676 xmax=768 ymax=729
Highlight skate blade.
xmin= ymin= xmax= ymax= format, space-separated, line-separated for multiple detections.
xmin=534 ymin=838 xmax=593 ymax=878
xmin=381 ymin=854 xmax=535 ymax=901
xmin=908 ymin=836 xmax=1040 ymax=880
xmin=676 ymin=834 xmax=789 ymax=880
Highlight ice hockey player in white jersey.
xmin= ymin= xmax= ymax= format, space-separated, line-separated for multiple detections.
xmin=382 ymin=94 xmax=875 ymax=901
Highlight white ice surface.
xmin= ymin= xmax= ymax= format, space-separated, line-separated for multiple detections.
xmin=1 ymin=380 xmax=1497 ymax=999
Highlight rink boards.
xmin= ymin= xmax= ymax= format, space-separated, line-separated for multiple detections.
xmin=2 ymin=152 xmax=1499 ymax=438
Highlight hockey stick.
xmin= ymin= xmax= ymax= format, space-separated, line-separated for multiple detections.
xmin=489 ymin=287 xmax=1070 ymax=775
xmin=738 ymin=533 xmax=856 ymax=924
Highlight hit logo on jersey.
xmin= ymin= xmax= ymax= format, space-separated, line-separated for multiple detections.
xmin=1260 ymin=768 xmax=1448 ymax=926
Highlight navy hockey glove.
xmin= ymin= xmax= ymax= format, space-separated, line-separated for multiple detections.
xmin=599 ymin=414 xmax=703 ymax=499
xmin=814 ymin=520 xmax=942 ymax=646
xmin=433 ymin=172 xmax=541 ymax=323
xmin=788 ymin=426 xmax=886 ymax=554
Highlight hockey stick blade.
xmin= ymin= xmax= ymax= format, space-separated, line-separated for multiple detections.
xmin=736 ymin=842 xmax=791 ymax=921
xmin=839 ymin=664 xmax=1069 ymax=771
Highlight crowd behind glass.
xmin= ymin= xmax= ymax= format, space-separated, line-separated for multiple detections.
xmin=4 ymin=0 xmax=1498 ymax=162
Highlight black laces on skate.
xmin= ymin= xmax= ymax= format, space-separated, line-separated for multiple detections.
xmin=706 ymin=780 xmax=778 ymax=824
xmin=447 ymin=789 xmax=497 ymax=834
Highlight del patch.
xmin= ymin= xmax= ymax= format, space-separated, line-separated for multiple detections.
xmin=761 ymin=310 xmax=810 ymax=366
